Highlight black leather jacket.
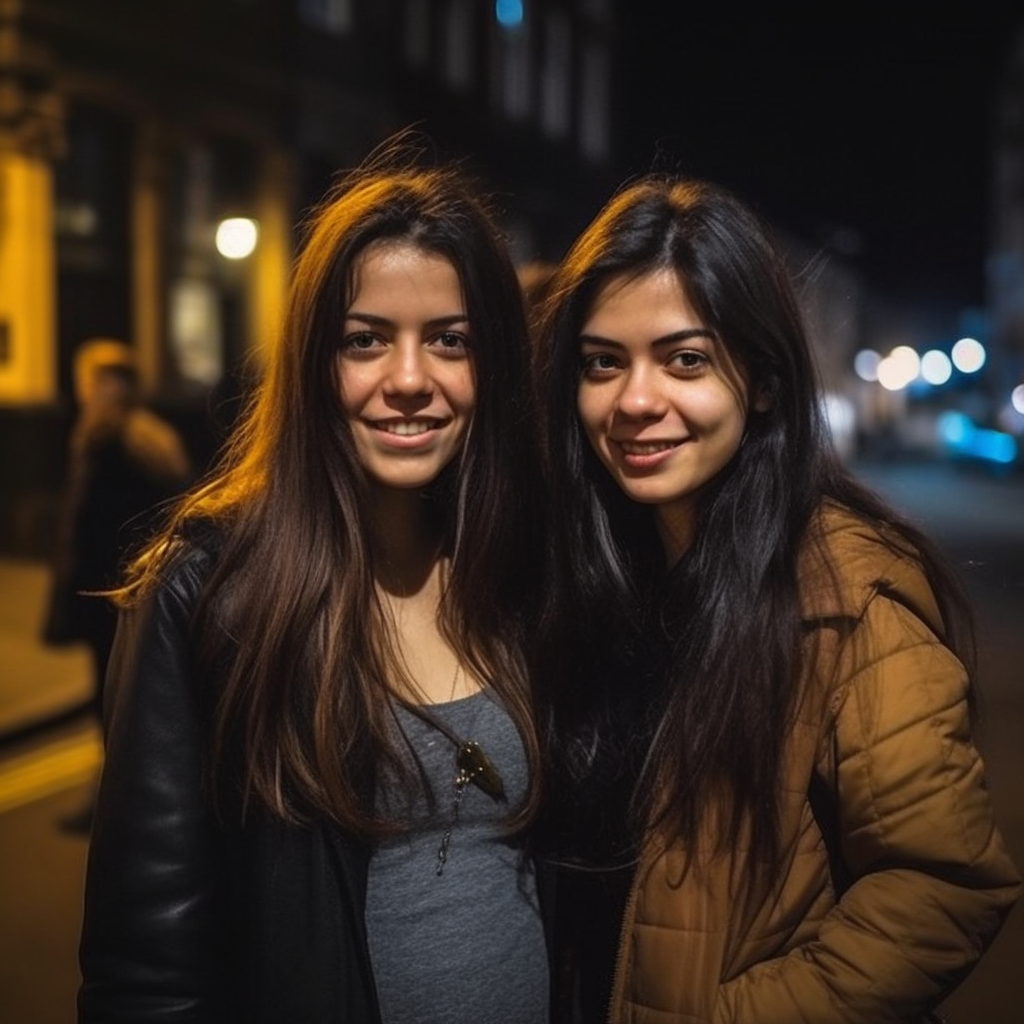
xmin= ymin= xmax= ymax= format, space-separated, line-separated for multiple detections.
xmin=77 ymin=542 xmax=381 ymax=1023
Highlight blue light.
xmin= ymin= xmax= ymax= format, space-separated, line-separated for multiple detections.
xmin=496 ymin=0 xmax=523 ymax=29
xmin=937 ymin=411 xmax=1018 ymax=465
xmin=971 ymin=428 xmax=1018 ymax=465
xmin=937 ymin=410 xmax=970 ymax=445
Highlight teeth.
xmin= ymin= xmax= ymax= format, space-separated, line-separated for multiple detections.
xmin=379 ymin=420 xmax=437 ymax=436
xmin=620 ymin=441 xmax=676 ymax=455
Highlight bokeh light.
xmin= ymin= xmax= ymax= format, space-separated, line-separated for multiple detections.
xmin=876 ymin=345 xmax=920 ymax=391
xmin=853 ymin=348 xmax=881 ymax=382
xmin=495 ymin=0 xmax=524 ymax=28
xmin=951 ymin=336 xmax=986 ymax=373
xmin=938 ymin=410 xmax=1018 ymax=464
xmin=920 ymin=349 xmax=953 ymax=386
xmin=215 ymin=218 xmax=258 ymax=259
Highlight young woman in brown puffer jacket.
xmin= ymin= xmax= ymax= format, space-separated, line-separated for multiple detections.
xmin=532 ymin=174 xmax=1021 ymax=1024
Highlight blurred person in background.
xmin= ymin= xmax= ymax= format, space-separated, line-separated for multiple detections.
xmin=532 ymin=175 xmax=1021 ymax=1023
xmin=76 ymin=137 xmax=549 ymax=1023
xmin=43 ymin=337 xmax=193 ymax=831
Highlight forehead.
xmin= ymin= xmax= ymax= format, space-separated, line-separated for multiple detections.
xmin=582 ymin=268 xmax=701 ymax=335
xmin=348 ymin=241 xmax=464 ymax=307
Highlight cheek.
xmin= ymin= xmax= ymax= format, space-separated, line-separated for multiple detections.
xmin=449 ymin=365 xmax=476 ymax=414
xmin=576 ymin=386 xmax=602 ymax=433
xmin=708 ymin=393 xmax=749 ymax=455
xmin=689 ymin=378 xmax=748 ymax=429
xmin=335 ymin=364 xmax=366 ymax=415
xmin=575 ymin=394 xmax=610 ymax=464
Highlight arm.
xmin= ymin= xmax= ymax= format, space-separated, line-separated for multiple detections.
xmin=718 ymin=580 xmax=1021 ymax=1024
xmin=78 ymin=550 xmax=227 ymax=1023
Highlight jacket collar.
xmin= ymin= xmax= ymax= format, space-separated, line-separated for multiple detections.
xmin=798 ymin=502 xmax=946 ymax=640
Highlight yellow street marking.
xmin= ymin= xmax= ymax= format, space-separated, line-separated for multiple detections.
xmin=0 ymin=732 xmax=103 ymax=813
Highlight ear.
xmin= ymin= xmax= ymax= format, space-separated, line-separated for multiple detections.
xmin=752 ymin=387 xmax=771 ymax=413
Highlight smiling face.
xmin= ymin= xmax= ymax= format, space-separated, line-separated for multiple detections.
xmin=577 ymin=267 xmax=755 ymax=558
xmin=336 ymin=241 xmax=475 ymax=495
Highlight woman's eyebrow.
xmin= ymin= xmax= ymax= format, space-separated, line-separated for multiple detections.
xmin=344 ymin=312 xmax=469 ymax=328
xmin=579 ymin=328 xmax=716 ymax=347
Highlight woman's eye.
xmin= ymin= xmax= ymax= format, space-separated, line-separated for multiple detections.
xmin=341 ymin=332 xmax=381 ymax=352
xmin=581 ymin=352 xmax=619 ymax=374
xmin=435 ymin=330 xmax=469 ymax=350
xmin=670 ymin=350 xmax=707 ymax=371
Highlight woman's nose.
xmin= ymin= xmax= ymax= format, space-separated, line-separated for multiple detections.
xmin=616 ymin=365 xmax=666 ymax=418
xmin=384 ymin=339 xmax=430 ymax=395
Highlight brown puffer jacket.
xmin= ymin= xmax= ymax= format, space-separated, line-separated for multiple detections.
xmin=609 ymin=505 xmax=1021 ymax=1024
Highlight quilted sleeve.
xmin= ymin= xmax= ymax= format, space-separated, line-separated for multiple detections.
xmin=716 ymin=581 xmax=1021 ymax=1024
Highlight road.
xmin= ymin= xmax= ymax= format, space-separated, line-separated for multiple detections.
xmin=852 ymin=458 xmax=1024 ymax=1024
xmin=0 ymin=457 xmax=1021 ymax=1024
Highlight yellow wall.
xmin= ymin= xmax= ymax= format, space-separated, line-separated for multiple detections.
xmin=132 ymin=136 xmax=164 ymax=398
xmin=0 ymin=152 xmax=56 ymax=404
xmin=248 ymin=148 xmax=294 ymax=368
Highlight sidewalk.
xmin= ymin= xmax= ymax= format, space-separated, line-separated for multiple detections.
xmin=0 ymin=559 xmax=93 ymax=742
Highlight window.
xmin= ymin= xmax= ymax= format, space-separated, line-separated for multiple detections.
xmin=492 ymin=4 xmax=531 ymax=120
xmin=578 ymin=0 xmax=610 ymax=23
xmin=298 ymin=0 xmax=353 ymax=35
xmin=443 ymin=0 xmax=473 ymax=90
xmin=540 ymin=9 xmax=570 ymax=139
xmin=578 ymin=38 xmax=609 ymax=161
xmin=404 ymin=0 xmax=431 ymax=68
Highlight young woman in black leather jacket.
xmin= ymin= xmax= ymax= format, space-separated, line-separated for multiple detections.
xmin=77 ymin=135 xmax=549 ymax=1024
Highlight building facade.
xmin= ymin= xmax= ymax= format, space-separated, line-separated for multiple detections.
xmin=990 ymin=23 xmax=1024 ymax=398
xmin=0 ymin=0 xmax=620 ymax=555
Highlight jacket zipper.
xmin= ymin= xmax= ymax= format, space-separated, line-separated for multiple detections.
xmin=607 ymin=853 xmax=646 ymax=1023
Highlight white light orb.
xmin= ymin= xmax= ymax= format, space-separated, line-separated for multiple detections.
xmin=876 ymin=358 xmax=906 ymax=391
xmin=920 ymin=349 xmax=953 ymax=386
xmin=951 ymin=336 xmax=985 ymax=374
xmin=1012 ymin=384 xmax=1024 ymax=415
xmin=853 ymin=348 xmax=881 ymax=382
xmin=876 ymin=346 xmax=920 ymax=391
xmin=215 ymin=217 xmax=258 ymax=259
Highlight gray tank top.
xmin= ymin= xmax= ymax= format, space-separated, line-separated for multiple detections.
xmin=365 ymin=690 xmax=549 ymax=1024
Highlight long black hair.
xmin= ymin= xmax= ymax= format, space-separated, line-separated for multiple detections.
xmin=534 ymin=175 xmax=975 ymax=874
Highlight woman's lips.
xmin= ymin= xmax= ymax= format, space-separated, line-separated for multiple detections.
xmin=615 ymin=438 xmax=684 ymax=468
xmin=367 ymin=417 xmax=448 ymax=447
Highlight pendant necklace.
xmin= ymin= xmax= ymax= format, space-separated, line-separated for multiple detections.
xmin=433 ymin=662 xmax=506 ymax=876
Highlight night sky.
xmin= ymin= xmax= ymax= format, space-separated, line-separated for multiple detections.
xmin=613 ymin=8 xmax=1024 ymax=336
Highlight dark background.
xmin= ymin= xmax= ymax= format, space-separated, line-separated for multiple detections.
xmin=614 ymin=7 xmax=1024 ymax=328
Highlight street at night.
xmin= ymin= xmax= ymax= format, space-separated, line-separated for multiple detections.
xmin=1 ymin=456 xmax=1022 ymax=1024
xmin=1 ymin=3 xmax=1022 ymax=1022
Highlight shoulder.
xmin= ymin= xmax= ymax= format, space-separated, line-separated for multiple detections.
xmin=132 ymin=520 xmax=226 ymax=614
xmin=797 ymin=501 xmax=945 ymax=639
xmin=106 ymin=523 xmax=230 ymax=709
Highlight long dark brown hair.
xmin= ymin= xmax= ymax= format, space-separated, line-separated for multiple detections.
xmin=534 ymin=175 xmax=975 ymax=875
xmin=116 ymin=135 xmax=544 ymax=837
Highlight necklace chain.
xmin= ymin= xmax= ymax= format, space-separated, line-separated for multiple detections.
xmin=436 ymin=770 xmax=470 ymax=874
xmin=433 ymin=700 xmax=508 ymax=876
xmin=435 ymin=667 xmax=466 ymax=877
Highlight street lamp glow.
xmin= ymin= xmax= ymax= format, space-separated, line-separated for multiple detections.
xmin=1012 ymin=384 xmax=1024 ymax=415
xmin=853 ymin=348 xmax=881 ymax=382
xmin=951 ymin=336 xmax=985 ymax=374
xmin=215 ymin=217 xmax=258 ymax=259
xmin=920 ymin=349 xmax=953 ymax=386
xmin=876 ymin=345 xmax=920 ymax=391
